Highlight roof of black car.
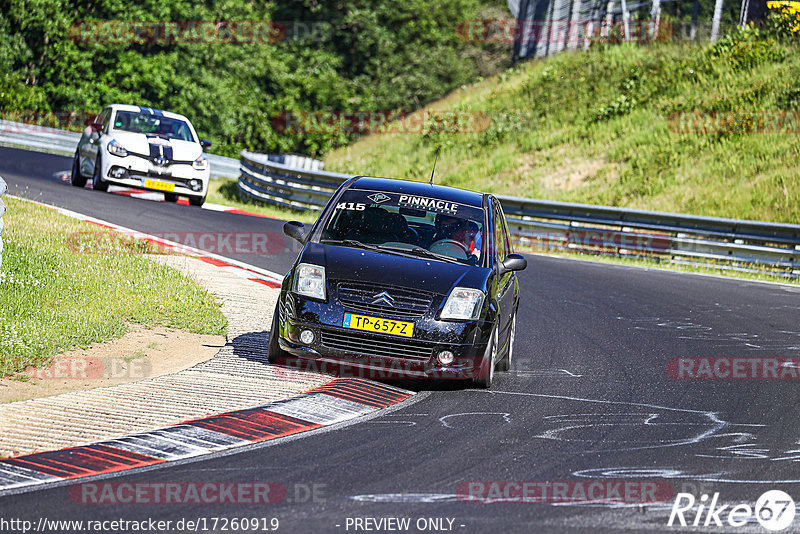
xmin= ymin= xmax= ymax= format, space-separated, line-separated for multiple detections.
xmin=347 ymin=176 xmax=486 ymax=208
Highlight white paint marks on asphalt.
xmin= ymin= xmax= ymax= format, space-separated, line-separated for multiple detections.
xmin=512 ymin=369 xmax=583 ymax=378
xmin=351 ymin=493 xmax=463 ymax=503
xmin=439 ymin=412 xmax=512 ymax=429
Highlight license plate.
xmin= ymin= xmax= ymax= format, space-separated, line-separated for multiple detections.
xmin=142 ymin=179 xmax=174 ymax=192
xmin=343 ymin=313 xmax=413 ymax=337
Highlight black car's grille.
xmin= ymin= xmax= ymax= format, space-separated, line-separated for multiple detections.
xmin=336 ymin=282 xmax=432 ymax=318
xmin=320 ymin=328 xmax=434 ymax=361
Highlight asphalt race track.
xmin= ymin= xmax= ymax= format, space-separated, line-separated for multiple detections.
xmin=2 ymin=145 xmax=800 ymax=533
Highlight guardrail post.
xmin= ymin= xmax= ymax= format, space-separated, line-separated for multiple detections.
xmin=0 ymin=176 xmax=6 ymax=270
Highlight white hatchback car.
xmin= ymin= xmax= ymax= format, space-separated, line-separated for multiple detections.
xmin=71 ymin=104 xmax=211 ymax=206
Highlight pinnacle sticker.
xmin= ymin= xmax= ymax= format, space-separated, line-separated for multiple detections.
xmin=398 ymin=195 xmax=459 ymax=214
xmin=367 ymin=193 xmax=391 ymax=203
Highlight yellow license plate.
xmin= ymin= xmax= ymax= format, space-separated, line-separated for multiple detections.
xmin=343 ymin=313 xmax=413 ymax=337
xmin=143 ymin=179 xmax=174 ymax=192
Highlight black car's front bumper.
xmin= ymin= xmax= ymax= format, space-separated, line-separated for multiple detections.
xmin=276 ymin=293 xmax=492 ymax=380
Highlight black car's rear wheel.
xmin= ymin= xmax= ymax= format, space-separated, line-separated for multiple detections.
xmin=267 ymin=301 xmax=289 ymax=364
xmin=70 ymin=151 xmax=87 ymax=187
xmin=474 ymin=325 xmax=498 ymax=389
xmin=496 ymin=314 xmax=515 ymax=372
xmin=92 ymin=155 xmax=109 ymax=192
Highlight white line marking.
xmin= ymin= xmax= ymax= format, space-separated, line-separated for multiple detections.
xmin=439 ymin=412 xmax=512 ymax=429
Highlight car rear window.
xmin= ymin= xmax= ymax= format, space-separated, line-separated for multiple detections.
xmin=319 ymin=189 xmax=486 ymax=265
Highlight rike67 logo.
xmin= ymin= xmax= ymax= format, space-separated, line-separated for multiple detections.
xmin=668 ymin=490 xmax=796 ymax=531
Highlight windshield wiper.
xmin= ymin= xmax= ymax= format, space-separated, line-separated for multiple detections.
xmin=381 ymin=245 xmax=460 ymax=264
xmin=322 ymin=239 xmax=412 ymax=258
xmin=321 ymin=238 xmax=381 ymax=251
xmin=322 ymin=239 xmax=461 ymax=264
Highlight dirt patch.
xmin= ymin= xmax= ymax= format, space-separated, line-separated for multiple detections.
xmin=0 ymin=325 xmax=225 ymax=404
xmin=504 ymin=147 xmax=618 ymax=194
xmin=536 ymin=155 xmax=607 ymax=191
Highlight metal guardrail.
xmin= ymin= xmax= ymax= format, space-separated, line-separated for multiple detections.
xmin=239 ymin=150 xmax=800 ymax=278
xmin=0 ymin=120 xmax=240 ymax=179
xmin=239 ymin=150 xmax=353 ymax=211
xmin=0 ymin=175 xmax=6 ymax=270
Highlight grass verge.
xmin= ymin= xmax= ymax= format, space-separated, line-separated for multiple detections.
xmin=0 ymin=197 xmax=227 ymax=377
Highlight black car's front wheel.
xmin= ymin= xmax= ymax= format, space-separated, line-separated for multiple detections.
xmin=92 ymin=155 xmax=109 ymax=192
xmin=70 ymin=151 xmax=87 ymax=188
xmin=496 ymin=314 xmax=516 ymax=372
xmin=474 ymin=325 xmax=498 ymax=389
xmin=164 ymin=193 xmax=179 ymax=202
xmin=267 ymin=301 xmax=289 ymax=364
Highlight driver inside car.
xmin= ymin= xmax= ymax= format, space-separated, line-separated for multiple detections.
xmin=433 ymin=214 xmax=481 ymax=258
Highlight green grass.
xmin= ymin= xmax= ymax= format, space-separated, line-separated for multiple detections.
xmin=207 ymin=178 xmax=319 ymax=224
xmin=0 ymin=197 xmax=227 ymax=377
xmin=325 ymin=28 xmax=800 ymax=224
xmin=124 ymin=350 xmax=147 ymax=363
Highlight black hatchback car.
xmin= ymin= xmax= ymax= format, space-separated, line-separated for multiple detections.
xmin=267 ymin=176 xmax=526 ymax=388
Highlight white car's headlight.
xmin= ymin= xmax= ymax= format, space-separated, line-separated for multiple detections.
xmin=106 ymin=139 xmax=128 ymax=157
xmin=294 ymin=263 xmax=326 ymax=300
xmin=441 ymin=287 xmax=484 ymax=320
xmin=192 ymin=154 xmax=208 ymax=170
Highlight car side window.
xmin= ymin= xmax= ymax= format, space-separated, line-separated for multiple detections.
xmin=90 ymin=111 xmax=103 ymax=133
xmin=493 ymin=200 xmax=507 ymax=264
xmin=101 ymin=108 xmax=112 ymax=134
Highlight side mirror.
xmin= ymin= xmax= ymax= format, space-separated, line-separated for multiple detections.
xmin=200 ymin=139 xmax=212 ymax=149
xmin=283 ymin=221 xmax=306 ymax=243
xmin=500 ymin=253 xmax=527 ymax=274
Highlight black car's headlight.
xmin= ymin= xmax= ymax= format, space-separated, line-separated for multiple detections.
xmin=441 ymin=287 xmax=484 ymax=320
xmin=107 ymin=139 xmax=128 ymax=157
xmin=294 ymin=263 xmax=326 ymax=300
xmin=192 ymin=154 xmax=208 ymax=170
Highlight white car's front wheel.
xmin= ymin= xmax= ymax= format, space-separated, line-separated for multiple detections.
xmin=70 ymin=151 xmax=87 ymax=188
xmin=92 ymin=155 xmax=109 ymax=192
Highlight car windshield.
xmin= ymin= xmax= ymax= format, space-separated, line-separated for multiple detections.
xmin=112 ymin=111 xmax=195 ymax=142
xmin=319 ymin=189 xmax=485 ymax=265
